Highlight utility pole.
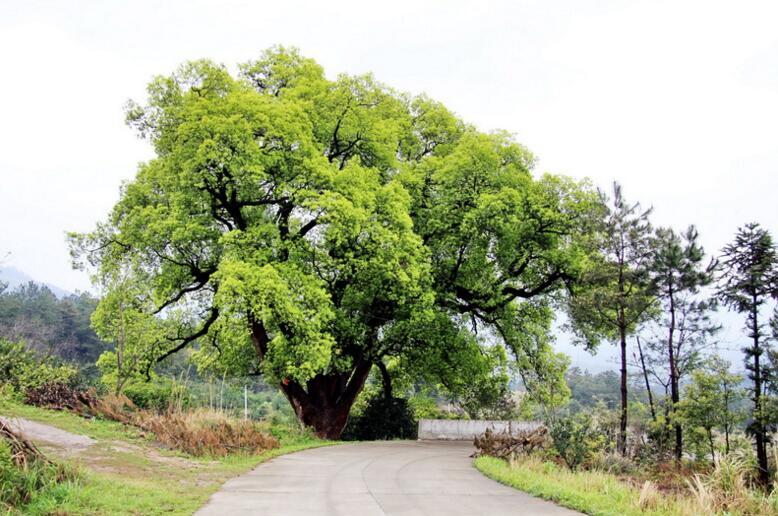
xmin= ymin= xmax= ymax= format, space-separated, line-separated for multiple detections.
xmin=244 ymin=385 xmax=249 ymax=420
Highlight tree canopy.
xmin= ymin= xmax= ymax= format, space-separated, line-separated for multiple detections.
xmin=71 ymin=47 xmax=599 ymax=438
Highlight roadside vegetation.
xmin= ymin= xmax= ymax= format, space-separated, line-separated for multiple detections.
xmin=1 ymin=392 xmax=331 ymax=515
xmin=0 ymin=337 xmax=331 ymax=514
xmin=475 ymin=454 xmax=778 ymax=515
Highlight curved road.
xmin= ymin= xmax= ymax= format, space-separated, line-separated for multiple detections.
xmin=196 ymin=441 xmax=578 ymax=515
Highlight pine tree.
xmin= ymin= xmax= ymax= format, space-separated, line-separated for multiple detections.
xmin=568 ymin=183 xmax=655 ymax=455
xmin=717 ymin=223 xmax=778 ymax=485
xmin=648 ymin=225 xmax=718 ymax=460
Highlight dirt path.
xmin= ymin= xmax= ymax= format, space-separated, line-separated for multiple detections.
xmin=0 ymin=414 xmax=202 ymax=474
xmin=0 ymin=416 xmax=95 ymax=450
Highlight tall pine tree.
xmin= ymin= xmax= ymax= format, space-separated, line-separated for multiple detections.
xmin=717 ymin=223 xmax=778 ymax=485
xmin=648 ymin=225 xmax=717 ymax=461
xmin=568 ymin=182 xmax=655 ymax=455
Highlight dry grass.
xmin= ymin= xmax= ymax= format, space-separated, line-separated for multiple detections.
xmin=685 ymin=453 xmax=778 ymax=515
xmin=638 ymin=480 xmax=660 ymax=510
xmin=138 ymin=408 xmax=278 ymax=457
xmin=76 ymin=393 xmax=279 ymax=457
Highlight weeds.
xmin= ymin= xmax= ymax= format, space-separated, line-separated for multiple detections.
xmin=686 ymin=453 xmax=777 ymax=514
xmin=138 ymin=408 xmax=279 ymax=457
xmin=0 ymin=418 xmax=76 ymax=511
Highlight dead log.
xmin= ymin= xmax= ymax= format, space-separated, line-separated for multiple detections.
xmin=0 ymin=418 xmax=52 ymax=468
xmin=472 ymin=424 xmax=549 ymax=460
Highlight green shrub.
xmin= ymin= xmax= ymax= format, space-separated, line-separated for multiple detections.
xmin=0 ymin=339 xmax=78 ymax=392
xmin=549 ymin=414 xmax=605 ymax=470
xmin=589 ymin=451 xmax=637 ymax=475
xmin=342 ymin=396 xmax=417 ymax=441
xmin=407 ymin=393 xmax=445 ymax=420
xmin=123 ymin=380 xmax=189 ymax=412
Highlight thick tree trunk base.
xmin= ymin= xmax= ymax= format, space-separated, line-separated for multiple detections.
xmin=299 ymin=404 xmax=353 ymax=440
xmin=277 ymin=362 xmax=373 ymax=440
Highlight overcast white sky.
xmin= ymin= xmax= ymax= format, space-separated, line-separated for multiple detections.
xmin=1 ymin=0 xmax=776 ymax=369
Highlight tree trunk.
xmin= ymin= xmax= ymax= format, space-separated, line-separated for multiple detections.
xmin=636 ymin=336 xmax=655 ymax=421
xmin=249 ymin=316 xmax=372 ymax=440
xmin=667 ymin=289 xmax=682 ymax=461
xmin=279 ymin=362 xmax=373 ymax=439
xmin=619 ymin=318 xmax=628 ymax=456
xmin=708 ymin=428 xmax=715 ymax=465
xmin=376 ymin=361 xmax=393 ymax=399
xmin=751 ymin=300 xmax=769 ymax=486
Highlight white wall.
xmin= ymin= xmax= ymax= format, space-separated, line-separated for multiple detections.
xmin=417 ymin=419 xmax=542 ymax=441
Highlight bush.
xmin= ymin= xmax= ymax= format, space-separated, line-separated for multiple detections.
xmin=123 ymin=380 xmax=188 ymax=412
xmin=687 ymin=453 xmax=778 ymax=514
xmin=342 ymin=396 xmax=417 ymax=440
xmin=0 ymin=339 xmax=77 ymax=393
xmin=549 ymin=414 xmax=605 ymax=470
xmin=407 ymin=393 xmax=446 ymax=420
xmin=589 ymin=451 xmax=637 ymax=475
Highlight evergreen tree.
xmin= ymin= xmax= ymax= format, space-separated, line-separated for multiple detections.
xmin=717 ymin=222 xmax=778 ymax=485
xmin=647 ymin=225 xmax=718 ymax=460
xmin=567 ymin=183 xmax=655 ymax=455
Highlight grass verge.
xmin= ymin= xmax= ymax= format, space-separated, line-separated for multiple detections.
xmin=3 ymin=403 xmax=336 ymax=515
xmin=474 ymin=455 xmax=689 ymax=516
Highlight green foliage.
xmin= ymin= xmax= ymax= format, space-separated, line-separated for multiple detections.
xmin=0 ymin=338 xmax=78 ymax=392
xmin=341 ymin=395 xmax=417 ymax=441
xmin=406 ymin=392 xmax=447 ymax=420
xmin=549 ymin=413 xmax=606 ymax=470
xmin=677 ymin=357 xmax=746 ymax=462
xmin=566 ymin=183 xmax=656 ymax=348
xmin=565 ymin=367 xmax=621 ymax=411
xmin=566 ymin=182 xmax=656 ymax=454
xmin=122 ymin=380 xmax=189 ymax=411
xmin=641 ymin=224 xmax=719 ymax=460
xmin=92 ymin=276 xmax=174 ymax=394
xmin=71 ymin=46 xmax=600 ymax=435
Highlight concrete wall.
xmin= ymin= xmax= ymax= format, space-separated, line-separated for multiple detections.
xmin=417 ymin=419 xmax=542 ymax=441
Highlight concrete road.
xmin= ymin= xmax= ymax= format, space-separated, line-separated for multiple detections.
xmin=196 ymin=441 xmax=578 ymax=515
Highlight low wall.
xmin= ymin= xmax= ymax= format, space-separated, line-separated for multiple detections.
xmin=417 ymin=419 xmax=542 ymax=441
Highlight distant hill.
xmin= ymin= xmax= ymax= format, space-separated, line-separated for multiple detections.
xmin=0 ymin=266 xmax=72 ymax=298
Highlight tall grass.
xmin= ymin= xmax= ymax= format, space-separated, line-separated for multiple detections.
xmin=686 ymin=452 xmax=778 ymax=514
xmin=475 ymin=454 xmax=778 ymax=515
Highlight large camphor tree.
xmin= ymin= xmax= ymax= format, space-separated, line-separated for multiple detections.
xmin=72 ymin=47 xmax=599 ymax=438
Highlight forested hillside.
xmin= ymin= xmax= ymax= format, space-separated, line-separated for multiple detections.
xmin=0 ymin=281 xmax=107 ymax=364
